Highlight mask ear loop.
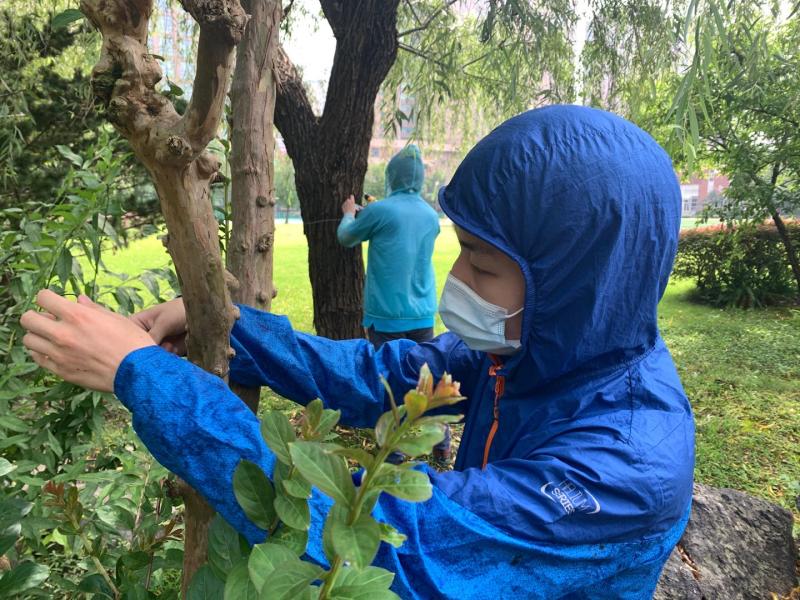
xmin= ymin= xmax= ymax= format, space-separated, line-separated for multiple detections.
xmin=505 ymin=306 xmax=524 ymax=319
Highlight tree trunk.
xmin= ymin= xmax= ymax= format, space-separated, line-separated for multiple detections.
xmin=770 ymin=209 xmax=800 ymax=298
xmin=228 ymin=0 xmax=282 ymax=412
xmin=80 ymin=0 xmax=246 ymax=594
xmin=274 ymin=0 xmax=401 ymax=339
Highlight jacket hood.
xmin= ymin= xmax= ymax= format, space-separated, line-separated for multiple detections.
xmin=439 ymin=105 xmax=681 ymax=387
xmin=385 ymin=144 xmax=425 ymax=196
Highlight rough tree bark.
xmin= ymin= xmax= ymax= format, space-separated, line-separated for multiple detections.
xmin=770 ymin=208 xmax=800 ymax=297
xmin=228 ymin=0 xmax=282 ymax=412
xmin=274 ymin=0 xmax=401 ymax=339
xmin=79 ymin=0 xmax=246 ymax=593
xmin=767 ymin=166 xmax=800 ymax=297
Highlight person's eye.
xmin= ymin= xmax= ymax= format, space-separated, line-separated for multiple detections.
xmin=471 ymin=263 xmax=493 ymax=276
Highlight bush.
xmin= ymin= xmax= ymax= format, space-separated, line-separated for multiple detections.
xmin=673 ymin=220 xmax=800 ymax=307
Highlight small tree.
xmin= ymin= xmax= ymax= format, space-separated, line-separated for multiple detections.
xmin=669 ymin=3 xmax=800 ymax=298
xmin=79 ymin=0 xmax=258 ymax=591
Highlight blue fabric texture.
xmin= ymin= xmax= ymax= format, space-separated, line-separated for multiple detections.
xmin=337 ymin=144 xmax=440 ymax=332
xmin=114 ymin=105 xmax=695 ymax=598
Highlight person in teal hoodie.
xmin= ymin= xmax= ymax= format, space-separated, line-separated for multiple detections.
xmin=338 ymin=145 xmax=451 ymax=460
xmin=337 ymin=144 xmax=440 ymax=348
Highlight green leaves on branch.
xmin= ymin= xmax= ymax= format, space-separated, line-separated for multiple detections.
xmin=289 ymin=442 xmax=356 ymax=508
xmin=219 ymin=366 xmax=464 ymax=598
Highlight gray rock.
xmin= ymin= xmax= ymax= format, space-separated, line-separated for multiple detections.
xmin=655 ymin=484 xmax=798 ymax=600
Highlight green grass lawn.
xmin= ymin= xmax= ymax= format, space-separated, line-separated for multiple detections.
xmin=101 ymin=223 xmax=800 ymax=523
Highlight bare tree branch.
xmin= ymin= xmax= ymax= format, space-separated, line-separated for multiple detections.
xmin=179 ymin=0 xmax=248 ymax=153
xmin=398 ymin=0 xmax=459 ymax=38
xmin=274 ymin=45 xmax=319 ymax=160
xmin=404 ymin=0 xmax=423 ymax=27
xmin=398 ymin=42 xmax=449 ymax=69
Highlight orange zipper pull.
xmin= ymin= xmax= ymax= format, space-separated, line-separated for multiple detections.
xmin=482 ymin=357 xmax=505 ymax=469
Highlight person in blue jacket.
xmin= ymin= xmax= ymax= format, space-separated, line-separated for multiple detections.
xmin=20 ymin=105 xmax=694 ymax=599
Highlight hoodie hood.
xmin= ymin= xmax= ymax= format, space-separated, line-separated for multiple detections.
xmin=385 ymin=144 xmax=425 ymax=196
xmin=439 ymin=106 xmax=681 ymax=387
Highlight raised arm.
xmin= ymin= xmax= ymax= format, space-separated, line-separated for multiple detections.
xmin=229 ymin=304 xmax=481 ymax=427
xmin=115 ymin=346 xmax=689 ymax=597
xmin=336 ymin=200 xmax=382 ymax=247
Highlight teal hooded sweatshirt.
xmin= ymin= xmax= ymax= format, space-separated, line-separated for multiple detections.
xmin=337 ymin=145 xmax=440 ymax=332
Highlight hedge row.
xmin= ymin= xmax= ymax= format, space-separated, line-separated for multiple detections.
xmin=673 ymin=220 xmax=800 ymax=307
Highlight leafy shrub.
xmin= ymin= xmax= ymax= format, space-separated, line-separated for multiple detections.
xmin=673 ymin=220 xmax=800 ymax=307
xmin=192 ymin=366 xmax=465 ymax=599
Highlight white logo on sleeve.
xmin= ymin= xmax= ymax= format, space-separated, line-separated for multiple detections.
xmin=540 ymin=479 xmax=601 ymax=515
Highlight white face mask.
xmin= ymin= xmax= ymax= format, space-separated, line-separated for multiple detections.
xmin=439 ymin=274 xmax=524 ymax=355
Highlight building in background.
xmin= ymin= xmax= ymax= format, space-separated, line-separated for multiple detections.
xmin=680 ymin=172 xmax=730 ymax=217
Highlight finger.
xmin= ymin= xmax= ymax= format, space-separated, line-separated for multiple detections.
xmin=130 ymin=307 xmax=156 ymax=331
xmin=148 ymin=324 xmax=169 ymax=344
xmin=29 ymin=349 xmax=60 ymax=376
xmin=20 ymin=310 xmax=60 ymax=339
xmin=34 ymin=289 xmax=77 ymax=321
xmin=77 ymin=295 xmax=109 ymax=313
xmin=22 ymin=332 xmax=58 ymax=356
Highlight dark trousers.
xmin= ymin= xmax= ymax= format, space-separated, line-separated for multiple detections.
xmin=367 ymin=326 xmax=451 ymax=459
xmin=367 ymin=325 xmax=435 ymax=347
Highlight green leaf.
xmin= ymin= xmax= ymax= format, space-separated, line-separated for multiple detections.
xmin=248 ymin=543 xmax=297 ymax=593
xmin=304 ymin=399 xmax=323 ymax=431
xmin=403 ymin=391 xmax=428 ymax=420
xmin=334 ymin=565 xmax=394 ymax=591
xmin=261 ymin=411 xmax=297 ymax=465
xmin=0 ymin=562 xmax=50 ymax=596
xmin=224 ymin=559 xmax=258 ymax=600
xmin=55 ymin=144 xmax=83 ymax=166
xmin=394 ymin=424 xmax=445 ymax=458
xmin=268 ymin=524 xmax=308 ymax=556
xmin=373 ymin=467 xmax=432 ymax=502
xmin=315 ymin=409 xmax=341 ymax=439
xmin=52 ymin=8 xmax=85 ymax=30
xmin=274 ymin=493 xmax=310 ymax=531
xmin=330 ymin=447 xmax=374 ymax=470
xmin=122 ymin=583 xmax=150 ymax=600
xmin=233 ymin=460 xmax=276 ymax=529
xmin=360 ymin=488 xmax=382 ymax=515
xmin=208 ymin=515 xmax=248 ymax=582
xmin=374 ymin=411 xmax=396 ymax=448
xmin=0 ymin=532 xmax=19 ymax=557
xmin=95 ymin=504 xmax=135 ymax=531
xmin=187 ymin=565 xmax=225 ymax=600
xmin=259 ymin=561 xmax=324 ymax=600
xmin=282 ymin=473 xmax=312 ymax=500
xmin=330 ymin=513 xmax=381 ymax=568
xmin=0 ymin=458 xmax=16 ymax=477
xmin=289 ymin=442 xmax=355 ymax=507
xmin=322 ymin=503 xmax=347 ymax=563
xmin=378 ymin=522 xmax=407 ymax=548
xmin=329 ymin=589 xmax=401 ymax=600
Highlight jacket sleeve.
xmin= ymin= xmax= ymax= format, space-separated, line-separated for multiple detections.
xmin=228 ymin=305 xmax=481 ymax=428
xmin=113 ymin=346 xmax=686 ymax=599
xmin=336 ymin=205 xmax=381 ymax=247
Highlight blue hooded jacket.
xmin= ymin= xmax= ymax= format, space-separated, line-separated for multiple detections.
xmin=337 ymin=144 xmax=440 ymax=332
xmin=114 ymin=106 xmax=694 ymax=598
